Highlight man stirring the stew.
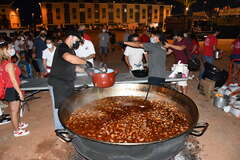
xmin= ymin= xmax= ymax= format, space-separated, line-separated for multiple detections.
xmin=48 ymin=31 xmax=88 ymax=133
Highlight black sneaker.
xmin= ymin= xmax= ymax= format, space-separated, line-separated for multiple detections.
xmin=2 ymin=114 xmax=10 ymax=119
xmin=0 ymin=117 xmax=11 ymax=125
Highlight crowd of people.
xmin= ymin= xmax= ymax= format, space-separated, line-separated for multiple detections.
xmin=0 ymin=24 xmax=240 ymax=138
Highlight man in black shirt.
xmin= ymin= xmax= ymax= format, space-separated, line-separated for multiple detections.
xmin=48 ymin=31 xmax=87 ymax=131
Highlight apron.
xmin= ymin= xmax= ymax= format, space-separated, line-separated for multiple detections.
xmin=52 ymin=80 xmax=74 ymax=108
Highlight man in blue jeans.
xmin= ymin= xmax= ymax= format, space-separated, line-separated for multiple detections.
xmin=33 ymin=29 xmax=47 ymax=78
xmin=98 ymin=28 xmax=110 ymax=59
xmin=48 ymin=31 xmax=87 ymax=132
xmin=203 ymin=30 xmax=220 ymax=64
xmin=200 ymin=30 xmax=220 ymax=78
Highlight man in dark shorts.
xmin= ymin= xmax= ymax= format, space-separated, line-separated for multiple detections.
xmin=48 ymin=31 xmax=87 ymax=131
xmin=124 ymin=31 xmax=170 ymax=85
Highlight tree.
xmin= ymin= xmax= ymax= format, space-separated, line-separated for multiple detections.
xmin=176 ymin=0 xmax=197 ymax=15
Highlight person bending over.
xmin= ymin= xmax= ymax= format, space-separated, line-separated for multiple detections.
xmin=124 ymin=34 xmax=148 ymax=76
xmin=124 ymin=31 xmax=170 ymax=85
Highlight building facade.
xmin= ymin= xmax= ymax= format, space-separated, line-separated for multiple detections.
xmin=40 ymin=2 xmax=172 ymax=29
xmin=215 ymin=7 xmax=240 ymax=27
xmin=217 ymin=7 xmax=240 ymax=16
xmin=0 ymin=4 xmax=21 ymax=29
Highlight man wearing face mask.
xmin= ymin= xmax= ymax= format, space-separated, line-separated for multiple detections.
xmin=42 ymin=37 xmax=56 ymax=76
xmin=124 ymin=31 xmax=170 ymax=85
xmin=33 ymin=29 xmax=47 ymax=78
xmin=14 ymin=36 xmax=26 ymax=55
xmin=48 ymin=31 xmax=88 ymax=132
xmin=98 ymin=28 xmax=110 ymax=59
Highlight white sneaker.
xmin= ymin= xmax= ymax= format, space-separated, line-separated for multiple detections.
xmin=19 ymin=122 xmax=29 ymax=129
xmin=13 ymin=129 xmax=30 ymax=137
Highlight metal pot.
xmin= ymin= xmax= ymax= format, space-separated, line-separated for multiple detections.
xmin=89 ymin=68 xmax=119 ymax=88
xmin=57 ymin=84 xmax=208 ymax=160
xmin=131 ymin=69 xmax=148 ymax=78
xmin=213 ymin=94 xmax=230 ymax=108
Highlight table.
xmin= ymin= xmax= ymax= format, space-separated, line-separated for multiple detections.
xmin=21 ymin=72 xmax=190 ymax=91
xmin=20 ymin=72 xmax=190 ymax=113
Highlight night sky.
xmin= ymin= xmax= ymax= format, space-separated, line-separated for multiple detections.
xmin=9 ymin=0 xmax=240 ymax=26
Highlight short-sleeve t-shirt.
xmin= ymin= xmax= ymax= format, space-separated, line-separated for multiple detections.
xmin=143 ymin=43 xmax=166 ymax=78
xmin=83 ymin=33 xmax=91 ymax=41
xmin=139 ymin=34 xmax=150 ymax=43
xmin=74 ymin=40 xmax=95 ymax=64
xmin=203 ymin=34 xmax=217 ymax=56
xmin=48 ymin=43 xmax=76 ymax=86
xmin=172 ymin=40 xmax=188 ymax=64
xmin=184 ymin=37 xmax=193 ymax=58
xmin=124 ymin=46 xmax=146 ymax=70
xmin=42 ymin=47 xmax=56 ymax=73
xmin=33 ymin=37 xmax=47 ymax=58
xmin=192 ymin=39 xmax=200 ymax=55
xmin=232 ymin=39 xmax=240 ymax=55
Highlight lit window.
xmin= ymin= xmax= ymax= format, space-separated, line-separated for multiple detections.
xmin=79 ymin=4 xmax=85 ymax=8
xmin=154 ymin=9 xmax=158 ymax=19
xmin=72 ymin=8 xmax=77 ymax=19
xmin=166 ymin=10 xmax=169 ymax=16
xmin=130 ymin=8 xmax=133 ymax=19
xmin=116 ymin=8 xmax=120 ymax=18
xmin=88 ymin=8 xmax=92 ymax=18
xmin=142 ymin=9 xmax=146 ymax=19
xmin=56 ymin=8 xmax=60 ymax=20
xmin=102 ymin=8 xmax=106 ymax=18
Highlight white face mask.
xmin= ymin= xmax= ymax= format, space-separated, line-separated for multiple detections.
xmin=8 ymin=49 xmax=16 ymax=56
xmin=150 ymin=37 xmax=156 ymax=43
xmin=47 ymin=43 xmax=53 ymax=49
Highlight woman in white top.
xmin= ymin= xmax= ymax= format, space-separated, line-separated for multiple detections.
xmin=42 ymin=37 xmax=56 ymax=76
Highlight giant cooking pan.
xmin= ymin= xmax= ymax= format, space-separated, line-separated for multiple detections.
xmin=57 ymin=84 xmax=208 ymax=160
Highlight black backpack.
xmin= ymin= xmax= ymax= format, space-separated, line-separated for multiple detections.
xmin=188 ymin=58 xmax=201 ymax=71
xmin=202 ymin=62 xmax=228 ymax=88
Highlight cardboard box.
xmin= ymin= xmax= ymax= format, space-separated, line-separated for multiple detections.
xmin=198 ymin=78 xmax=215 ymax=99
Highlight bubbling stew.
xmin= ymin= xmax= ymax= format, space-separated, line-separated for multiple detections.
xmin=65 ymin=96 xmax=190 ymax=143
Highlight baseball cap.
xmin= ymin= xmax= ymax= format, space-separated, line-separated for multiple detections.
xmin=66 ymin=30 xmax=82 ymax=40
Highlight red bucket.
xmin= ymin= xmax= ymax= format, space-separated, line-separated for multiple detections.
xmin=90 ymin=68 xmax=119 ymax=88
